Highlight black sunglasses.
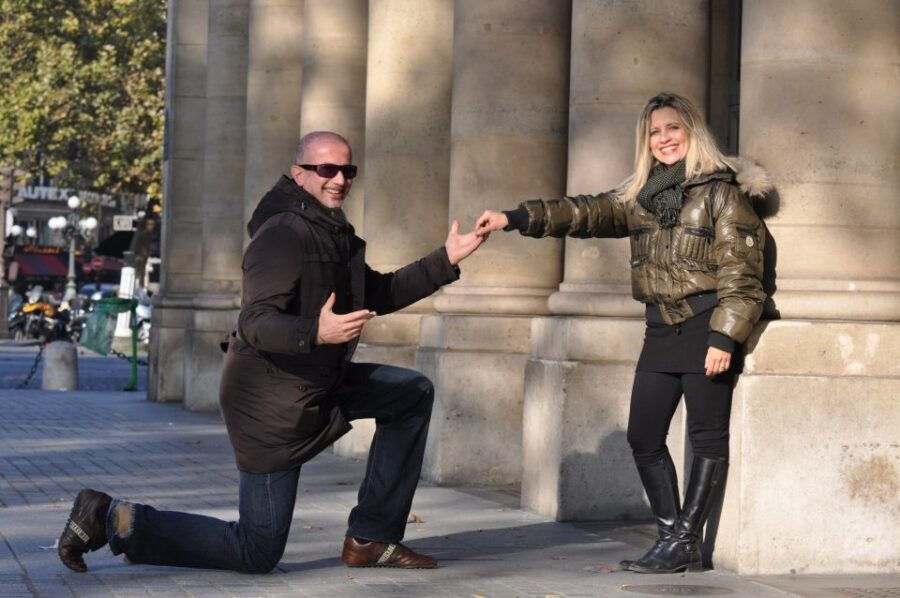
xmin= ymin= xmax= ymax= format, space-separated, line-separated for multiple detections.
xmin=297 ymin=163 xmax=358 ymax=179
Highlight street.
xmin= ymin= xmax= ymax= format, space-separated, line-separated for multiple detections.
xmin=0 ymin=341 xmax=897 ymax=597
xmin=0 ymin=341 xmax=147 ymax=392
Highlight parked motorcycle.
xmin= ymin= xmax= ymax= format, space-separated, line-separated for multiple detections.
xmin=21 ymin=298 xmax=57 ymax=340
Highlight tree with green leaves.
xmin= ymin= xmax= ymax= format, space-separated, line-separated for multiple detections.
xmin=0 ymin=0 xmax=166 ymax=200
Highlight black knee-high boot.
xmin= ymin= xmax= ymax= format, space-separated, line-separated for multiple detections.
xmin=620 ymin=454 xmax=681 ymax=570
xmin=628 ymin=456 xmax=728 ymax=574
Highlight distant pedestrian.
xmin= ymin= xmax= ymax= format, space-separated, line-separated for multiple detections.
xmin=58 ymin=131 xmax=486 ymax=573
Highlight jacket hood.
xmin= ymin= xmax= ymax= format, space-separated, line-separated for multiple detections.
xmin=247 ymin=175 xmax=350 ymax=238
xmin=684 ymin=157 xmax=773 ymax=201
xmin=727 ymin=156 xmax=773 ymax=199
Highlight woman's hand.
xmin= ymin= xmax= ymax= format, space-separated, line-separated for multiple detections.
xmin=444 ymin=219 xmax=486 ymax=265
xmin=704 ymin=346 xmax=732 ymax=377
xmin=475 ymin=210 xmax=508 ymax=237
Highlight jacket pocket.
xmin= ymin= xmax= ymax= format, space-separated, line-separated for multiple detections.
xmin=304 ymin=252 xmax=348 ymax=301
xmin=629 ymin=226 xmax=652 ymax=266
xmin=676 ymin=226 xmax=715 ymax=270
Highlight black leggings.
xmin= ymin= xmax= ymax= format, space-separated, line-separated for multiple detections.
xmin=627 ymin=370 xmax=734 ymax=466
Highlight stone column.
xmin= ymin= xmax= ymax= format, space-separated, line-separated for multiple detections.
xmin=711 ymin=0 xmax=900 ymax=574
xmin=740 ymin=1 xmax=900 ymax=321
xmin=335 ymin=0 xmax=454 ymax=459
xmin=419 ymin=0 xmax=571 ymax=485
xmin=184 ymin=0 xmax=249 ymax=412
xmin=296 ymin=0 xmax=369 ymax=456
xmin=299 ymin=0 xmax=368 ymax=233
xmin=242 ymin=0 xmax=304 ymax=238
xmin=521 ymin=0 xmax=709 ymax=520
xmin=149 ymin=0 xmax=208 ymax=404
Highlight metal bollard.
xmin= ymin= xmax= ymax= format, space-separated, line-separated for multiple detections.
xmin=41 ymin=340 xmax=78 ymax=391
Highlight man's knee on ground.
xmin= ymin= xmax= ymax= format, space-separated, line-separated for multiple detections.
xmin=240 ymin=558 xmax=279 ymax=574
xmin=238 ymin=533 xmax=288 ymax=574
xmin=239 ymin=547 xmax=284 ymax=574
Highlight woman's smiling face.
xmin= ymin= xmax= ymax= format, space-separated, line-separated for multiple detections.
xmin=648 ymin=106 xmax=689 ymax=165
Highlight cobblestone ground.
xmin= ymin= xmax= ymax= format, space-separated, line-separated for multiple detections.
xmin=0 ymin=383 xmax=896 ymax=597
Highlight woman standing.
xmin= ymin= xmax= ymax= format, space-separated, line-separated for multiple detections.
xmin=475 ymin=92 xmax=770 ymax=574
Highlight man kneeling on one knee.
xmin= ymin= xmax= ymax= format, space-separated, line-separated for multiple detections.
xmin=58 ymin=131 xmax=486 ymax=573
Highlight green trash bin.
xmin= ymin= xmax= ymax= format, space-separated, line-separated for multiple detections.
xmin=80 ymin=297 xmax=140 ymax=391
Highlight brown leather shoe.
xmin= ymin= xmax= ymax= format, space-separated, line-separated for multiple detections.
xmin=341 ymin=536 xmax=437 ymax=569
xmin=58 ymin=489 xmax=112 ymax=572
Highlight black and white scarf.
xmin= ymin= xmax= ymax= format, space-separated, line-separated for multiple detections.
xmin=637 ymin=160 xmax=686 ymax=229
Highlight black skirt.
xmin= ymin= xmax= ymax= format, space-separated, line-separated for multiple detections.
xmin=636 ymin=308 xmax=714 ymax=374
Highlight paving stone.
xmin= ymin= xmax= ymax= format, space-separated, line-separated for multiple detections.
xmin=0 ymin=352 xmax=896 ymax=597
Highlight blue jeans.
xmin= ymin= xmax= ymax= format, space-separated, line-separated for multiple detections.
xmin=107 ymin=363 xmax=434 ymax=573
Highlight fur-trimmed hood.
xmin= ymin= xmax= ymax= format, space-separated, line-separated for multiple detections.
xmin=727 ymin=156 xmax=773 ymax=199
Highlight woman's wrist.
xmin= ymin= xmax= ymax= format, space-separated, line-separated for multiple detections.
xmin=502 ymin=206 xmax=528 ymax=232
xmin=707 ymin=331 xmax=735 ymax=354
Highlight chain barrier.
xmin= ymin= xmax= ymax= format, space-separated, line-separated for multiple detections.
xmin=109 ymin=348 xmax=149 ymax=367
xmin=16 ymin=342 xmax=47 ymax=389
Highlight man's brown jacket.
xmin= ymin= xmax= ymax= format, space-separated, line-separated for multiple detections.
xmin=220 ymin=175 xmax=459 ymax=473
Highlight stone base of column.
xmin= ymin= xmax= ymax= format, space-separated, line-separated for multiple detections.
xmin=183 ymin=296 xmax=240 ymax=413
xmin=415 ymin=314 xmax=534 ymax=486
xmin=433 ymin=286 xmax=555 ymax=315
xmin=548 ymin=285 xmax=643 ymax=318
xmin=768 ymin=279 xmax=900 ymax=321
xmin=714 ymin=320 xmax=899 ymax=575
xmin=148 ymin=295 xmax=194 ymax=403
xmin=520 ymin=316 xmax=688 ymax=521
xmin=333 ymin=312 xmax=427 ymax=459
xmin=522 ymin=316 xmax=899 ymax=574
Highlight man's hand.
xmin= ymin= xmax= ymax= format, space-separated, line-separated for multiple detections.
xmin=316 ymin=293 xmax=376 ymax=345
xmin=704 ymin=346 xmax=732 ymax=377
xmin=474 ymin=210 xmax=508 ymax=237
xmin=445 ymin=219 xmax=486 ymax=265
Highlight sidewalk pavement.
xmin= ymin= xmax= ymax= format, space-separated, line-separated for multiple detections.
xmin=0 ymin=388 xmax=897 ymax=598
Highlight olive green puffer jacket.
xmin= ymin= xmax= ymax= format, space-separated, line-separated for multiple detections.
xmin=514 ymin=160 xmax=770 ymax=345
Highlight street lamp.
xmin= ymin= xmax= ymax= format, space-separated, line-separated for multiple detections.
xmin=48 ymin=195 xmax=98 ymax=302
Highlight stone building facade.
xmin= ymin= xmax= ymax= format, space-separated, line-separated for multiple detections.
xmin=150 ymin=0 xmax=899 ymax=575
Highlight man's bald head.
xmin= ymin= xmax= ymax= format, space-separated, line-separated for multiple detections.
xmin=293 ymin=131 xmax=352 ymax=165
xmin=290 ymin=131 xmax=355 ymax=209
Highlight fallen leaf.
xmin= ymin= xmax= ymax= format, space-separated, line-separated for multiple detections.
xmin=407 ymin=512 xmax=424 ymax=524
xmin=38 ymin=539 xmax=59 ymax=551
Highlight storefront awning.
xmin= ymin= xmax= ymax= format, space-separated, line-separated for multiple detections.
xmin=12 ymin=252 xmax=69 ymax=277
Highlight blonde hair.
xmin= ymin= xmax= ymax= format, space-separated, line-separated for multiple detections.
xmin=620 ymin=92 xmax=732 ymax=202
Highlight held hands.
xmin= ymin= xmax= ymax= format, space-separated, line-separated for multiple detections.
xmin=445 ymin=219 xmax=487 ymax=265
xmin=316 ymin=292 xmax=376 ymax=345
xmin=474 ymin=210 xmax=508 ymax=237
xmin=704 ymin=346 xmax=732 ymax=377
